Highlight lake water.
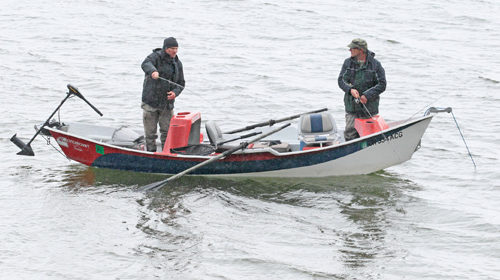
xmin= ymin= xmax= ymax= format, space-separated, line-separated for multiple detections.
xmin=1 ymin=0 xmax=499 ymax=279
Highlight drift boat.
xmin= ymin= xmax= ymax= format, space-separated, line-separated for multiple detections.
xmin=11 ymin=85 xmax=451 ymax=177
xmin=11 ymin=85 xmax=452 ymax=178
xmin=44 ymin=114 xmax=432 ymax=177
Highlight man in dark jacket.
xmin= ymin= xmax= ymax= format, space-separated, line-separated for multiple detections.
xmin=141 ymin=37 xmax=185 ymax=152
xmin=338 ymin=38 xmax=386 ymax=141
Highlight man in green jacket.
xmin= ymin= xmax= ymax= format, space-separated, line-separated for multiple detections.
xmin=141 ymin=37 xmax=185 ymax=152
xmin=338 ymin=38 xmax=386 ymax=141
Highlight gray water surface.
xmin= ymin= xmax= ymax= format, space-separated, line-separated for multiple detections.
xmin=1 ymin=0 xmax=499 ymax=279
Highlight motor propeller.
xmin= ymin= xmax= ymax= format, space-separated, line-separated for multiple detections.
xmin=10 ymin=133 xmax=35 ymax=156
xmin=10 ymin=84 xmax=103 ymax=156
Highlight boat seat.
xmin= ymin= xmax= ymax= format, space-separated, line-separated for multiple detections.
xmin=298 ymin=112 xmax=341 ymax=147
xmin=205 ymin=120 xmax=225 ymax=148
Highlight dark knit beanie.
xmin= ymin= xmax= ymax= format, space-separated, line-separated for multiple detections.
xmin=163 ymin=37 xmax=178 ymax=49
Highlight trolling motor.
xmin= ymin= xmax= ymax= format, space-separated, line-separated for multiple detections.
xmin=10 ymin=84 xmax=103 ymax=156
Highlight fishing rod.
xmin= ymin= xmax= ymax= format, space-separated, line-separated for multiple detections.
xmin=156 ymin=76 xmax=328 ymax=134
xmin=155 ymin=76 xmax=204 ymax=111
xmin=355 ymin=97 xmax=388 ymax=135
xmin=157 ymin=76 xmax=193 ymax=94
xmin=355 ymin=98 xmax=375 ymax=119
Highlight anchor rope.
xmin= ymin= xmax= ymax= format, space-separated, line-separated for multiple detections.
xmin=40 ymin=133 xmax=71 ymax=161
xmin=424 ymin=107 xmax=477 ymax=170
xmin=41 ymin=101 xmax=72 ymax=161
xmin=450 ymin=111 xmax=477 ymax=170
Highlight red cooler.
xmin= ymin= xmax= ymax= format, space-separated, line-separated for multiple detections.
xmin=354 ymin=115 xmax=389 ymax=137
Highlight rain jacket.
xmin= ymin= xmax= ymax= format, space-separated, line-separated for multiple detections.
xmin=141 ymin=48 xmax=185 ymax=110
xmin=338 ymin=51 xmax=386 ymax=116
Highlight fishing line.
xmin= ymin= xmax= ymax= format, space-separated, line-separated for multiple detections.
xmin=156 ymin=76 xmax=214 ymax=114
xmin=405 ymin=94 xmax=447 ymax=122
xmin=157 ymin=76 xmax=207 ymax=100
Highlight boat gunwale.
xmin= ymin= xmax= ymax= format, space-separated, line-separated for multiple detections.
xmin=45 ymin=114 xmax=434 ymax=160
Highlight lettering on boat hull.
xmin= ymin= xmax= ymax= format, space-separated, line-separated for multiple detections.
xmin=376 ymin=131 xmax=404 ymax=145
xmin=56 ymin=136 xmax=90 ymax=151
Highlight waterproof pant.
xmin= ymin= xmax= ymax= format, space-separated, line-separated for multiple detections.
xmin=344 ymin=113 xmax=359 ymax=141
xmin=142 ymin=103 xmax=173 ymax=152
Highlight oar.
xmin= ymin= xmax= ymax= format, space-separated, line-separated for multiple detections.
xmin=140 ymin=123 xmax=291 ymax=192
xmin=224 ymin=108 xmax=328 ymax=134
xmin=217 ymin=131 xmax=261 ymax=146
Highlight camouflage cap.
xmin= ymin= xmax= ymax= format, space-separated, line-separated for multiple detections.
xmin=348 ymin=38 xmax=368 ymax=51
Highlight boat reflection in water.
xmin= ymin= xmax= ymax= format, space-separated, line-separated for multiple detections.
xmin=58 ymin=164 xmax=419 ymax=272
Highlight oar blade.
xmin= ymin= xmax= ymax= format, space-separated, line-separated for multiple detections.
xmin=140 ymin=178 xmax=172 ymax=192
